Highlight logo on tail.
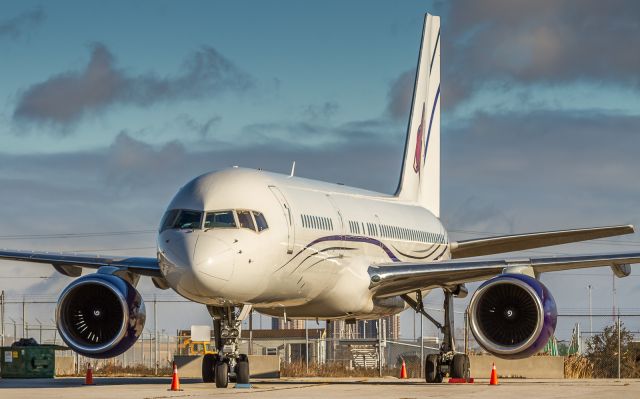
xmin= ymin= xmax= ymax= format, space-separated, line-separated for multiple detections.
xmin=413 ymin=103 xmax=426 ymax=174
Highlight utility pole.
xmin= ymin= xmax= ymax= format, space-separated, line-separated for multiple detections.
xmin=249 ymin=310 xmax=253 ymax=356
xmin=154 ymin=297 xmax=158 ymax=375
xmin=22 ymin=297 xmax=26 ymax=339
xmin=0 ymin=290 xmax=5 ymax=347
xmin=588 ymin=285 xmax=593 ymax=337
xmin=35 ymin=318 xmax=43 ymax=344
xmin=617 ymin=312 xmax=621 ymax=379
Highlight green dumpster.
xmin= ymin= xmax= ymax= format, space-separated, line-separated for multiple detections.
xmin=1 ymin=343 xmax=56 ymax=378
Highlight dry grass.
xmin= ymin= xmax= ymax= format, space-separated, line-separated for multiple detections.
xmin=564 ymin=355 xmax=594 ymax=379
xmin=281 ymin=362 xmax=398 ymax=377
xmin=61 ymin=364 xmax=173 ymax=377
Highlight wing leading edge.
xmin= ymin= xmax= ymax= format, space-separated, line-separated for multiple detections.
xmin=449 ymin=225 xmax=634 ymax=258
xmin=0 ymin=249 xmax=161 ymax=278
xmin=369 ymin=251 xmax=640 ymax=297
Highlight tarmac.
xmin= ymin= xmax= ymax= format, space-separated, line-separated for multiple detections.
xmin=1 ymin=377 xmax=639 ymax=399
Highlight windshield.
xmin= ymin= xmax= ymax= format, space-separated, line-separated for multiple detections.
xmin=205 ymin=210 xmax=236 ymax=229
xmin=237 ymin=210 xmax=256 ymax=231
xmin=160 ymin=209 xmax=202 ymax=232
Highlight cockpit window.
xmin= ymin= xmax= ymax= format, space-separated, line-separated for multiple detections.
xmin=253 ymin=211 xmax=268 ymax=232
xmin=160 ymin=209 xmax=202 ymax=232
xmin=174 ymin=210 xmax=203 ymax=229
xmin=237 ymin=210 xmax=256 ymax=231
xmin=205 ymin=211 xmax=236 ymax=229
xmin=160 ymin=209 xmax=180 ymax=232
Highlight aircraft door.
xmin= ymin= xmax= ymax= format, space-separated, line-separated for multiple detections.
xmin=269 ymin=186 xmax=295 ymax=254
xmin=326 ymin=195 xmax=344 ymax=238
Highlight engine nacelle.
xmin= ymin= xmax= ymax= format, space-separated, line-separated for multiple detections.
xmin=56 ymin=273 xmax=145 ymax=358
xmin=468 ymin=274 xmax=557 ymax=359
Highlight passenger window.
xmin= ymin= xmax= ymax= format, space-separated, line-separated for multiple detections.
xmin=237 ymin=210 xmax=256 ymax=231
xmin=205 ymin=211 xmax=236 ymax=229
xmin=174 ymin=210 xmax=203 ymax=230
xmin=253 ymin=211 xmax=269 ymax=232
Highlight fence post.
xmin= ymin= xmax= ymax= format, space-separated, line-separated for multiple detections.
xmin=378 ymin=318 xmax=382 ymax=377
xmin=617 ymin=313 xmax=621 ymax=379
xmin=305 ymin=320 xmax=309 ymax=375
xmin=0 ymin=290 xmax=4 ymax=348
xmin=154 ymin=297 xmax=158 ymax=376
xmin=464 ymin=309 xmax=469 ymax=355
xmin=420 ymin=311 xmax=424 ymax=379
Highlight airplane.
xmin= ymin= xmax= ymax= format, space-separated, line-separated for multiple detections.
xmin=1 ymin=13 xmax=639 ymax=387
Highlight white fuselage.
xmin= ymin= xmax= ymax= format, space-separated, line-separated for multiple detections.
xmin=157 ymin=167 xmax=450 ymax=319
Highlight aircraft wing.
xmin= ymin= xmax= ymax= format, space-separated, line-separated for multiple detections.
xmin=449 ymin=225 xmax=633 ymax=258
xmin=0 ymin=249 xmax=161 ymax=278
xmin=369 ymin=251 xmax=640 ymax=297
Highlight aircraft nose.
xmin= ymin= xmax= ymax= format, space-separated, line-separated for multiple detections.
xmin=158 ymin=230 xmax=204 ymax=298
xmin=193 ymin=234 xmax=236 ymax=281
xmin=158 ymin=230 xmax=236 ymax=300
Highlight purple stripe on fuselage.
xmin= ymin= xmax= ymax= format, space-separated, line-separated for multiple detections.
xmin=306 ymin=235 xmax=401 ymax=262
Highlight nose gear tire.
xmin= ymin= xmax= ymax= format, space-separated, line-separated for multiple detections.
xmin=215 ymin=362 xmax=229 ymax=388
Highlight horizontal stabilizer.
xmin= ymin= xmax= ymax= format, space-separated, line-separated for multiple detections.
xmin=449 ymin=225 xmax=634 ymax=259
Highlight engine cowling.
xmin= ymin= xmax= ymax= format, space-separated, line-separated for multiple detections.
xmin=56 ymin=273 xmax=145 ymax=358
xmin=468 ymin=274 xmax=557 ymax=359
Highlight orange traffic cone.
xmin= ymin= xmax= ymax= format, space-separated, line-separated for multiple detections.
xmin=400 ymin=358 xmax=408 ymax=379
xmin=169 ymin=361 xmax=182 ymax=391
xmin=84 ymin=363 xmax=95 ymax=385
xmin=489 ymin=362 xmax=498 ymax=385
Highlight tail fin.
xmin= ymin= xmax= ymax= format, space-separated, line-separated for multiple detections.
xmin=394 ymin=14 xmax=440 ymax=217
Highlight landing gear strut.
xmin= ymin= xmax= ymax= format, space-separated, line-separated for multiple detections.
xmin=401 ymin=289 xmax=470 ymax=383
xmin=202 ymin=305 xmax=252 ymax=388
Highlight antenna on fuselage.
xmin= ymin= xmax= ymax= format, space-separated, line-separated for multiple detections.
xmin=290 ymin=161 xmax=296 ymax=177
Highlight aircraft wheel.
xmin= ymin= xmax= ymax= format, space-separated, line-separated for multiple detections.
xmin=202 ymin=354 xmax=216 ymax=382
xmin=236 ymin=354 xmax=250 ymax=384
xmin=451 ymin=354 xmax=470 ymax=379
xmin=215 ymin=361 xmax=229 ymax=388
xmin=425 ymin=354 xmax=442 ymax=383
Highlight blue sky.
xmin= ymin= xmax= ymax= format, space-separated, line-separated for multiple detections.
xmin=1 ymin=0 xmax=639 ymax=340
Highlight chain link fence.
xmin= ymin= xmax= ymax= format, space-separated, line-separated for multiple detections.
xmin=1 ymin=293 xmax=639 ymax=378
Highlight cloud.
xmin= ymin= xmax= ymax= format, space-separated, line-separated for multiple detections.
xmin=12 ymin=43 xmax=253 ymax=128
xmin=303 ymin=101 xmax=339 ymax=121
xmin=386 ymin=69 xmax=415 ymax=121
xmin=0 ymin=6 xmax=45 ymax=40
xmin=443 ymin=110 xmax=640 ymax=232
xmin=177 ymin=114 xmax=222 ymax=138
xmin=441 ymin=0 xmax=640 ymax=107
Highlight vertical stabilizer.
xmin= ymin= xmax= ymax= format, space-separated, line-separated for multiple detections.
xmin=395 ymin=14 xmax=440 ymax=217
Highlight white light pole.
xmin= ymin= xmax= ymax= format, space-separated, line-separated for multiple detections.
xmin=587 ymin=284 xmax=593 ymax=337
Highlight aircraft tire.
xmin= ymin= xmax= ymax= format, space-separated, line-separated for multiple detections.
xmin=236 ymin=355 xmax=250 ymax=384
xmin=451 ymin=354 xmax=470 ymax=379
xmin=202 ymin=354 xmax=216 ymax=382
xmin=215 ymin=361 xmax=229 ymax=388
xmin=425 ymin=354 xmax=442 ymax=383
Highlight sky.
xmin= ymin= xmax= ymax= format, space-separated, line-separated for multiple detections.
xmin=0 ymin=0 xmax=639 ymax=342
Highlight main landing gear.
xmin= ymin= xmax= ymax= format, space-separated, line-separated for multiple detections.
xmin=202 ymin=305 xmax=252 ymax=388
xmin=402 ymin=289 xmax=470 ymax=383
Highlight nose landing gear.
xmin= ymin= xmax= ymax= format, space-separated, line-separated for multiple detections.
xmin=202 ymin=305 xmax=252 ymax=388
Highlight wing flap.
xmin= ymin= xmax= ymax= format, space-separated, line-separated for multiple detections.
xmin=449 ymin=225 xmax=634 ymax=258
xmin=369 ymin=251 xmax=640 ymax=297
xmin=0 ymin=249 xmax=162 ymax=277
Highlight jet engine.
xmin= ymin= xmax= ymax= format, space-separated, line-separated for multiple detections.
xmin=56 ymin=273 xmax=145 ymax=358
xmin=467 ymin=274 xmax=557 ymax=359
